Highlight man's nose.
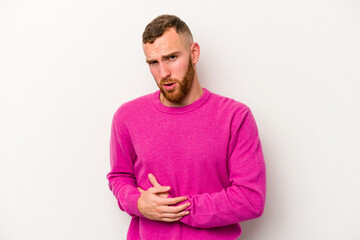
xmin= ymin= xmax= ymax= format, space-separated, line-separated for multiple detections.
xmin=158 ymin=62 xmax=171 ymax=79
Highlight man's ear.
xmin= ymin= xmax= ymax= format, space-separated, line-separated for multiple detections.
xmin=190 ymin=42 xmax=200 ymax=64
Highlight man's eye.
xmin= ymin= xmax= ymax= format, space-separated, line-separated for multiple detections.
xmin=165 ymin=56 xmax=176 ymax=62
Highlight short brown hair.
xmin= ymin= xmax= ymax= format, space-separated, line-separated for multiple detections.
xmin=142 ymin=14 xmax=193 ymax=44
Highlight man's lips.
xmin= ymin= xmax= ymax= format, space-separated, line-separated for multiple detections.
xmin=163 ymin=82 xmax=175 ymax=86
xmin=162 ymin=82 xmax=177 ymax=90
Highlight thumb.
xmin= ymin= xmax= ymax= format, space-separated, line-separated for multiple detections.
xmin=148 ymin=173 xmax=162 ymax=187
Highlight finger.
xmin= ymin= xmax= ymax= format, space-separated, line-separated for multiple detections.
xmin=159 ymin=196 xmax=188 ymax=205
xmin=156 ymin=192 xmax=169 ymax=199
xmin=161 ymin=202 xmax=191 ymax=213
xmin=159 ymin=217 xmax=183 ymax=223
xmin=137 ymin=187 xmax=145 ymax=193
xmin=160 ymin=211 xmax=190 ymax=219
xmin=148 ymin=173 xmax=162 ymax=187
xmin=151 ymin=186 xmax=170 ymax=194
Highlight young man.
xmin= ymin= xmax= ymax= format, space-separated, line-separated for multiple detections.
xmin=107 ymin=14 xmax=266 ymax=240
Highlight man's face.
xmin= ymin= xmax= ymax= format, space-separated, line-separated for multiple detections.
xmin=143 ymin=28 xmax=194 ymax=104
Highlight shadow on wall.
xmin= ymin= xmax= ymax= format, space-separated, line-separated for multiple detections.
xmin=238 ymin=218 xmax=263 ymax=240
xmin=238 ymin=134 xmax=274 ymax=239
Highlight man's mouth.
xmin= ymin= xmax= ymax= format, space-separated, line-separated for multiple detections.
xmin=163 ymin=82 xmax=175 ymax=86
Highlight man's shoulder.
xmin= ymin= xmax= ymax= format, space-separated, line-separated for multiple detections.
xmin=209 ymin=90 xmax=250 ymax=114
xmin=208 ymin=90 xmax=256 ymax=128
xmin=113 ymin=91 xmax=156 ymax=120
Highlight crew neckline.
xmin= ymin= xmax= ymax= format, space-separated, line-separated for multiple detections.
xmin=152 ymin=88 xmax=211 ymax=114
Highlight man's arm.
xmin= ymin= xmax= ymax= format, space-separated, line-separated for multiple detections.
xmin=181 ymin=108 xmax=266 ymax=228
xmin=149 ymin=108 xmax=266 ymax=228
xmin=107 ymin=114 xmax=189 ymax=220
xmin=107 ymin=114 xmax=142 ymax=217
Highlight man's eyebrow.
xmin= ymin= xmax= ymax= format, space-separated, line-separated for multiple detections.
xmin=146 ymin=59 xmax=156 ymax=64
xmin=162 ymin=52 xmax=181 ymax=59
xmin=146 ymin=52 xmax=181 ymax=64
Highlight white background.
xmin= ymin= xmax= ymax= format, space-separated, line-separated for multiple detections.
xmin=1 ymin=0 xmax=359 ymax=239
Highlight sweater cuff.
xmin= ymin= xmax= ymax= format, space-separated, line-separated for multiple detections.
xmin=123 ymin=191 xmax=144 ymax=217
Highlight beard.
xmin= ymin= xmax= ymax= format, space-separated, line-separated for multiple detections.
xmin=158 ymin=57 xmax=195 ymax=104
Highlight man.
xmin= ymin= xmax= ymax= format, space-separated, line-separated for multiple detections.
xmin=107 ymin=14 xmax=266 ymax=240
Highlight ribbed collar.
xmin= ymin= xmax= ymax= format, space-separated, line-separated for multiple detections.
xmin=152 ymin=88 xmax=211 ymax=114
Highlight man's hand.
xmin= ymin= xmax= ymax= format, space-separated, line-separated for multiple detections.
xmin=147 ymin=173 xmax=169 ymax=198
xmin=137 ymin=174 xmax=190 ymax=222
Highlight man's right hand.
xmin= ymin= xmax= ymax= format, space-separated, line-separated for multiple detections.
xmin=137 ymin=185 xmax=190 ymax=222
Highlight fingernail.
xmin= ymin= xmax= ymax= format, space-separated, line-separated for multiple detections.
xmin=187 ymin=203 xmax=191 ymax=206
xmin=148 ymin=174 xmax=153 ymax=178
xmin=186 ymin=211 xmax=189 ymax=214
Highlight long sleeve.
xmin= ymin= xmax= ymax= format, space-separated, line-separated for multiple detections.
xmin=107 ymin=114 xmax=142 ymax=217
xmin=179 ymin=108 xmax=266 ymax=228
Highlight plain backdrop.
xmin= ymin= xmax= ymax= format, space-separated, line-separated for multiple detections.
xmin=1 ymin=0 xmax=359 ymax=239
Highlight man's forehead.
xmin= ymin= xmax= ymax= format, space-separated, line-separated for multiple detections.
xmin=143 ymin=28 xmax=189 ymax=59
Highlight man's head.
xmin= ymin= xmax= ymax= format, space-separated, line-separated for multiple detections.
xmin=142 ymin=15 xmax=200 ymax=105
xmin=142 ymin=14 xmax=193 ymax=46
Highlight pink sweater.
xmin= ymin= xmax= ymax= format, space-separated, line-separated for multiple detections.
xmin=107 ymin=88 xmax=266 ymax=240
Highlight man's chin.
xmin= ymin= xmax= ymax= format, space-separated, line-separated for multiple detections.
xmin=161 ymin=89 xmax=184 ymax=104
